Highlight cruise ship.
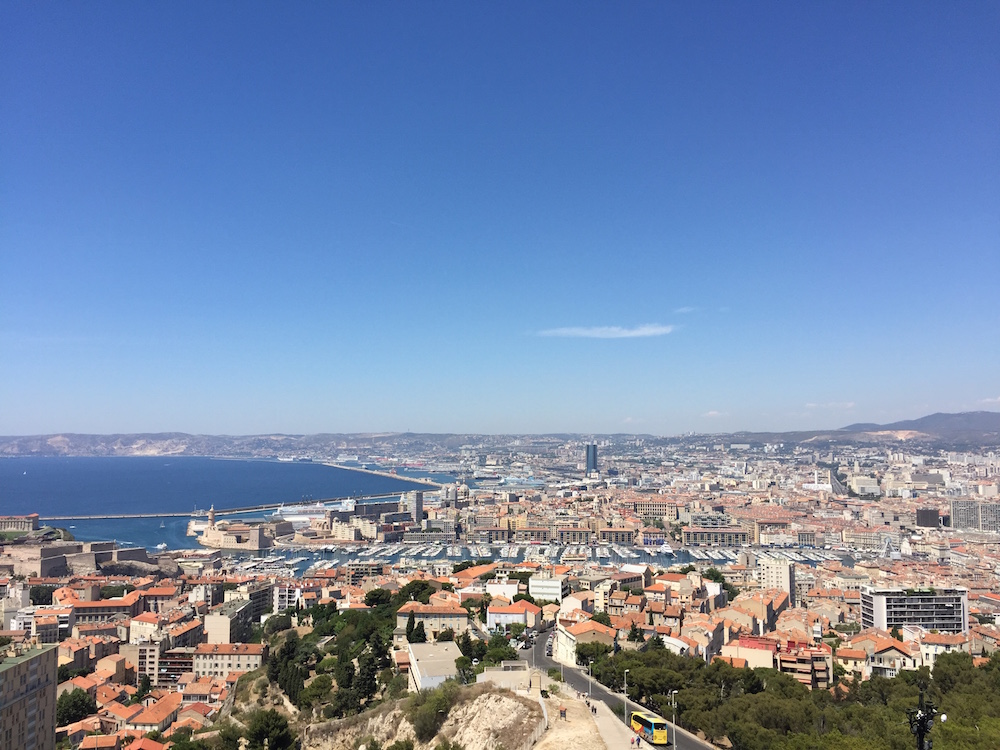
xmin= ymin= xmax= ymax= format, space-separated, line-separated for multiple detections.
xmin=270 ymin=498 xmax=356 ymax=526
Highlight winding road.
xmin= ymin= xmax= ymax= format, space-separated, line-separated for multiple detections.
xmin=526 ymin=636 xmax=717 ymax=750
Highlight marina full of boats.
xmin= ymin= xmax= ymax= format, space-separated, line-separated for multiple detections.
xmin=206 ymin=540 xmax=849 ymax=580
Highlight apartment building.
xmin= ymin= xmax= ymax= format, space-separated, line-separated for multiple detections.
xmin=0 ymin=644 xmax=57 ymax=750
xmin=860 ymin=586 xmax=969 ymax=634
xmin=192 ymin=643 xmax=267 ymax=678
xmin=204 ymin=598 xmax=253 ymax=644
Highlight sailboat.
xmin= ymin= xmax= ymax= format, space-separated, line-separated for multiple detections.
xmin=159 ymin=521 xmax=166 ymax=528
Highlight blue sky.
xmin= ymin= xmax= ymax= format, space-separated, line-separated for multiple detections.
xmin=2 ymin=3 xmax=998 ymax=436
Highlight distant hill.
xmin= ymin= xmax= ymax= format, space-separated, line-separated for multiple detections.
xmin=1 ymin=411 xmax=999 ymax=457
xmin=841 ymin=411 xmax=1000 ymax=435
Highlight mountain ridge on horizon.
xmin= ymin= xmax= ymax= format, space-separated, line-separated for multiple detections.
xmin=839 ymin=410 xmax=1000 ymax=434
xmin=1 ymin=411 xmax=998 ymax=457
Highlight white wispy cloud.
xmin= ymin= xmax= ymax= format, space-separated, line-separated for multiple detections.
xmin=980 ymin=396 xmax=1000 ymax=404
xmin=805 ymin=401 xmax=856 ymax=410
xmin=703 ymin=410 xmax=727 ymax=418
xmin=538 ymin=324 xmax=674 ymax=339
xmin=674 ymin=306 xmax=696 ymax=314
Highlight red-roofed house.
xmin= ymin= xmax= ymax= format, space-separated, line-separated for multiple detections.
xmin=552 ymin=619 xmax=616 ymax=666
xmin=395 ymin=601 xmax=470 ymax=643
xmin=486 ymin=599 xmax=541 ymax=631
xmin=127 ymin=692 xmax=184 ymax=734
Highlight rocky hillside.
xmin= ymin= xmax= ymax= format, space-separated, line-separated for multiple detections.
xmin=302 ymin=687 xmax=544 ymax=750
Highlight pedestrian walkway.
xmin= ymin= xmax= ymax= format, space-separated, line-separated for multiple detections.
xmin=592 ymin=698 xmax=635 ymax=750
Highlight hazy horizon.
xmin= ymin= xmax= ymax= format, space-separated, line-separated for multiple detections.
xmin=3 ymin=409 xmax=1000 ymax=442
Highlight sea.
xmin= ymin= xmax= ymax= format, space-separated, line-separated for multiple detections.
xmin=0 ymin=456 xmax=429 ymax=553
xmin=0 ymin=456 xmax=776 ymax=573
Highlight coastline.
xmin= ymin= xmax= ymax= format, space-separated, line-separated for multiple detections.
xmin=4 ymin=456 xmax=435 ymax=551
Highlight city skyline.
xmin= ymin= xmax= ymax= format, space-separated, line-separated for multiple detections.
xmin=2 ymin=4 xmax=998 ymax=436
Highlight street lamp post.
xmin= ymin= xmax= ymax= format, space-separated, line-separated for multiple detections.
xmin=670 ymin=690 xmax=678 ymax=748
xmin=623 ymin=669 xmax=630 ymax=722
xmin=907 ymin=689 xmax=945 ymax=750
xmin=588 ymin=659 xmax=594 ymax=700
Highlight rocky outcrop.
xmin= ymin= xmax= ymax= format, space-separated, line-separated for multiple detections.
xmin=303 ymin=688 xmax=544 ymax=750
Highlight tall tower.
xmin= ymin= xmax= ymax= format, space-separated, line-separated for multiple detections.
xmin=586 ymin=444 xmax=598 ymax=474
xmin=412 ymin=491 xmax=423 ymax=524
xmin=759 ymin=557 xmax=795 ymax=607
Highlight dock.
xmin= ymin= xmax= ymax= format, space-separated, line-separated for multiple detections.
xmin=37 ymin=492 xmax=410 ymax=521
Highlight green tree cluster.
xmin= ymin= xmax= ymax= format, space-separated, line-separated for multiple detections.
xmin=99 ymin=584 xmax=134 ymax=598
xmin=56 ymin=688 xmax=97 ymax=726
xmin=267 ymin=632 xmax=310 ymax=707
xmin=264 ymin=612 xmax=293 ymax=635
xmin=29 ymin=585 xmax=55 ymax=606
xmin=589 ymin=644 xmax=1000 ymax=750
xmin=407 ymin=681 xmax=460 ymax=741
xmin=219 ymin=709 xmax=294 ymax=750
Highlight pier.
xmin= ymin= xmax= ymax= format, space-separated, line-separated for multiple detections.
xmin=37 ymin=492 xmax=410 ymax=522
xmin=323 ymin=461 xmax=441 ymax=488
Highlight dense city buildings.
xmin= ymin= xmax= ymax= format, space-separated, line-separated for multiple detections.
xmin=2 ymin=427 xmax=1000 ymax=746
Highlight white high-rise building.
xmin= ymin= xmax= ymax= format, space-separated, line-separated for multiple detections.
xmin=758 ymin=557 xmax=796 ymax=606
xmin=861 ymin=586 xmax=969 ymax=634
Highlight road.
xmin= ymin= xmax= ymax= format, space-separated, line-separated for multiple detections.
xmin=527 ymin=636 xmax=717 ymax=750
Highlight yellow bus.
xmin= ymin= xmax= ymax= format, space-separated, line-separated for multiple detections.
xmin=629 ymin=710 xmax=669 ymax=745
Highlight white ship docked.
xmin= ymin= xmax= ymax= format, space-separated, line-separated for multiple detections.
xmin=270 ymin=499 xmax=356 ymax=527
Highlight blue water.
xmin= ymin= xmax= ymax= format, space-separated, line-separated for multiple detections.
xmin=0 ymin=456 xmax=428 ymax=552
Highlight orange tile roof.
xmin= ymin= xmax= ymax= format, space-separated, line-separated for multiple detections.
xmin=130 ymin=692 xmax=183 ymax=727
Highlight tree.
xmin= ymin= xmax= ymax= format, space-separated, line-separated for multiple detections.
xmin=456 ymin=655 xmax=475 ymax=683
xmin=56 ymin=688 xmax=97 ymax=726
xmin=131 ymin=674 xmax=152 ymax=704
xmin=592 ymin=611 xmax=613 ymax=627
xmin=356 ymin=651 xmax=378 ymax=703
xmin=628 ymin=622 xmax=646 ymax=642
xmin=302 ymin=673 xmax=334 ymax=707
xmin=30 ymin=585 xmax=55 ymax=605
xmin=437 ymin=627 xmax=455 ymax=641
xmin=164 ymin=726 xmax=211 ymax=750
xmin=334 ymin=658 xmax=355 ymax=691
xmin=245 ymin=708 xmax=295 ymax=750
xmin=218 ymin=722 xmax=244 ymax=750
xmin=477 ymin=594 xmax=492 ymax=623
xmin=58 ymin=664 xmax=90 ymax=682
xmin=410 ymin=621 xmax=427 ymax=643
xmin=395 ymin=581 xmax=435 ymax=606
xmin=702 ymin=567 xmax=725 ymax=583
xmin=365 ymin=588 xmax=392 ymax=608
xmin=264 ymin=613 xmax=293 ymax=635
xmin=577 ymin=641 xmax=613 ymax=665
xmin=100 ymin=584 xmax=132 ymax=598
xmin=369 ymin=630 xmax=390 ymax=668
xmin=406 ymin=611 xmax=416 ymax=641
